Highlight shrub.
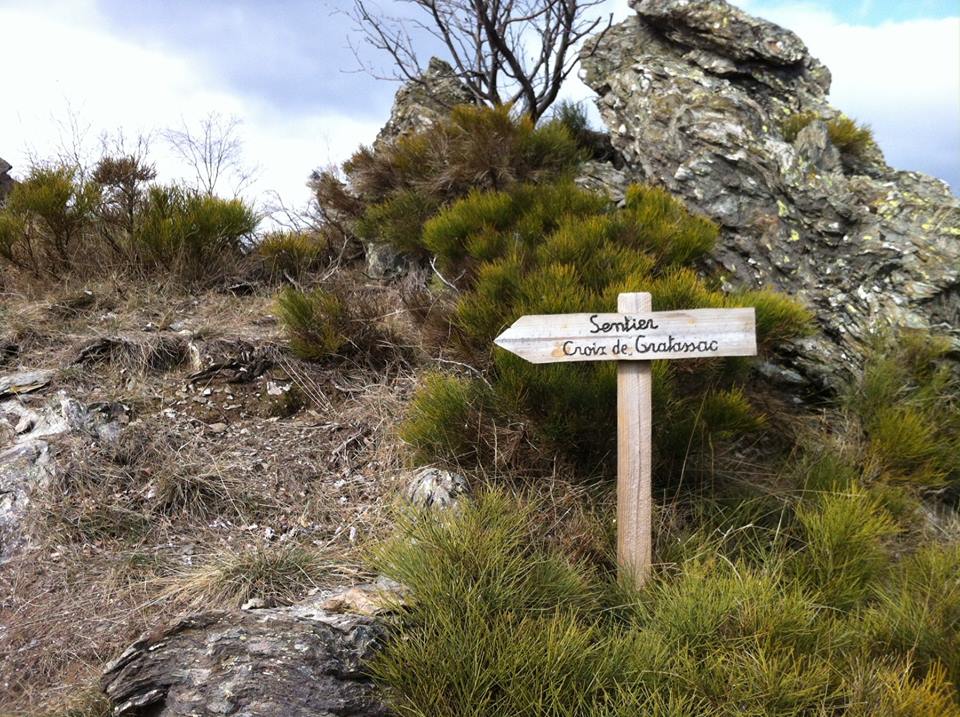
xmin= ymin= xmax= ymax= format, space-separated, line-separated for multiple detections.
xmin=401 ymin=179 xmax=811 ymax=475
xmin=257 ymin=230 xmax=326 ymax=280
xmin=92 ymin=153 xmax=157 ymax=248
xmin=865 ymin=543 xmax=960 ymax=686
xmin=793 ymin=489 xmax=898 ymax=610
xmin=370 ymin=488 xmax=960 ymax=716
xmin=0 ymin=165 xmax=100 ymax=275
xmin=399 ymin=372 xmax=494 ymax=465
xmin=547 ymin=100 xmax=619 ymax=164
xmin=276 ymin=284 xmax=403 ymax=364
xmin=276 ymin=287 xmax=347 ymax=360
xmin=348 ymin=105 xmax=584 ymax=251
xmin=131 ymin=184 xmax=257 ymax=280
xmin=846 ymin=332 xmax=960 ymax=492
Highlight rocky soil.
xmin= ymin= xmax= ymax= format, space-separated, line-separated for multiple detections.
xmin=0 ymin=278 xmax=418 ymax=714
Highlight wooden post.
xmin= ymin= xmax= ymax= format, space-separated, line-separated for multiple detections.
xmin=493 ymin=296 xmax=756 ymax=586
xmin=616 ymin=292 xmax=653 ymax=586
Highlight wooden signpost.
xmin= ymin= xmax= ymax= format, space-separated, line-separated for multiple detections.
xmin=494 ymin=293 xmax=757 ymax=586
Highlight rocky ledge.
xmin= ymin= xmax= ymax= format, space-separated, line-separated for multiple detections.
xmin=580 ymin=0 xmax=959 ymax=389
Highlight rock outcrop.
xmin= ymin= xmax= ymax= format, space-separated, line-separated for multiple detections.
xmin=0 ymin=157 xmax=14 ymax=204
xmin=374 ymin=57 xmax=476 ymax=149
xmin=581 ymin=0 xmax=960 ymax=388
xmin=101 ymin=584 xmax=392 ymax=717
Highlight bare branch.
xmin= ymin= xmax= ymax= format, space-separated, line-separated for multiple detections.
xmin=351 ymin=0 xmax=609 ymax=121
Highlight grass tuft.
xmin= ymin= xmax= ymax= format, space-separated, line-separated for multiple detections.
xmin=165 ymin=543 xmax=331 ymax=608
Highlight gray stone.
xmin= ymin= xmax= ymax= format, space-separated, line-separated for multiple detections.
xmin=101 ymin=585 xmax=391 ymax=717
xmin=580 ymin=0 xmax=960 ymax=389
xmin=0 ymin=370 xmax=54 ymax=399
xmin=794 ymin=120 xmax=841 ymax=174
xmin=0 ymin=393 xmax=129 ymax=560
xmin=374 ymin=57 xmax=475 ymax=149
xmin=0 ymin=157 xmax=13 ymax=205
xmin=406 ymin=467 xmax=468 ymax=509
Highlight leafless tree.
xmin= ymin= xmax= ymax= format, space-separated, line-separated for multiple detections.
xmin=163 ymin=112 xmax=258 ymax=197
xmin=352 ymin=0 xmax=611 ymax=122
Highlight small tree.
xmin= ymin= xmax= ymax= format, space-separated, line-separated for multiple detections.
xmin=352 ymin=0 xmax=611 ymax=122
xmin=92 ymin=137 xmax=157 ymax=254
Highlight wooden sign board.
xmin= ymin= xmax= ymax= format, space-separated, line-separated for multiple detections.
xmin=495 ymin=308 xmax=756 ymax=363
xmin=494 ymin=294 xmax=758 ymax=586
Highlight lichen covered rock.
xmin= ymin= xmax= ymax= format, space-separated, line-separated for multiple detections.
xmin=374 ymin=57 xmax=475 ymax=149
xmin=101 ymin=586 xmax=391 ymax=716
xmin=581 ymin=0 xmax=960 ymax=388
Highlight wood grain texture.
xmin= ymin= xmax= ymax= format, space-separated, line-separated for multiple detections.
xmin=617 ymin=292 xmax=653 ymax=587
xmin=494 ymin=308 xmax=756 ymax=364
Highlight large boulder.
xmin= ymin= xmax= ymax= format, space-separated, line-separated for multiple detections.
xmin=580 ymin=0 xmax=960 ymax=389
xmin=0 ymin=157 xmax=13 ymax=204
xmin=101 ymin=584 xmax=393 ymax=716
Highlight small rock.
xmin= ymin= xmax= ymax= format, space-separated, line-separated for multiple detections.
xmin=405 ymin=467 xmax=469 ymax=510
xmin=209 ymin=422 xmax=228 ymax=434
xmin=0 ymin=370 xmax=54 ymax=399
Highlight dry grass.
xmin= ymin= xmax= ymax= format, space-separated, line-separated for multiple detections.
xmin=0 ymin=277 xmax=418 ymax=714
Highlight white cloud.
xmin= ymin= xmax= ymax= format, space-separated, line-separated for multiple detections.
xmin=0 ymin=1 xmax=381 ymax=211
xmin=736 ymin=3 xmax=960 ymax=186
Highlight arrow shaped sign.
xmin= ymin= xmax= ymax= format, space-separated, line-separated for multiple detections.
xmin=494 ymin=294 xmax=758 ymax=585
xmin=495 ymin=307 xmax=756 ymax=363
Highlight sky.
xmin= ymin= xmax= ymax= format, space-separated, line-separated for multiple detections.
xmin=0 ymin=0 xmax=957 ymax=214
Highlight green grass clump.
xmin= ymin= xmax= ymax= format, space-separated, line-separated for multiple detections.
xmin=276 ymin=287 xmax=348 ymax=360
xmin=401 ymin=179 xmax=811 ymax=475
xmin=826 ymin=116 xmax=875 ymax=159
xmin=370 ymin=488 xmax=960 ymax=716
xmin=257 ymin=230 xmax=326 ymax=280
xmin=846 ymin=332 xmax=960 ymax=492
xmin=781 ymin=111 xmax=875 ymax=162
xmin=793 ymin=489 xmax=898 ymax=609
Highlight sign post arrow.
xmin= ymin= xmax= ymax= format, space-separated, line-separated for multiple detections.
xmin=494 ymin=293 xmax=758 ymax=585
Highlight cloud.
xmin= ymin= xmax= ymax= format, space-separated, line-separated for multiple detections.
xmin=738 ymin=2 xmax=960 ymax=188
xmin=0 ymin=0 xmax=382 ymax=209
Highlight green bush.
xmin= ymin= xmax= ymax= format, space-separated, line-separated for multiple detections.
xmin=793 ymin=490 xmax=898 ymax=610
xmin=0 ymin=165 xmax=100 ymax=275
xmin=276 ymin=284 xmax=403 ymax=365
xmin=370 ymin=488 xmax=960 ymax=716
xmin=131 ymin=185 xmax=257 ymax=279
xmin=276 ymin=287 xmax=348 ymax=360
xmin=257 ymin=230 xmax=326 ymax=280
xmin=401 ymin=180 xmax=811 ymax=475
xmin=846 ymin=332 xmax=959 ymax=493
xmin=347 ymin=105 xmax=584 ymax=250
